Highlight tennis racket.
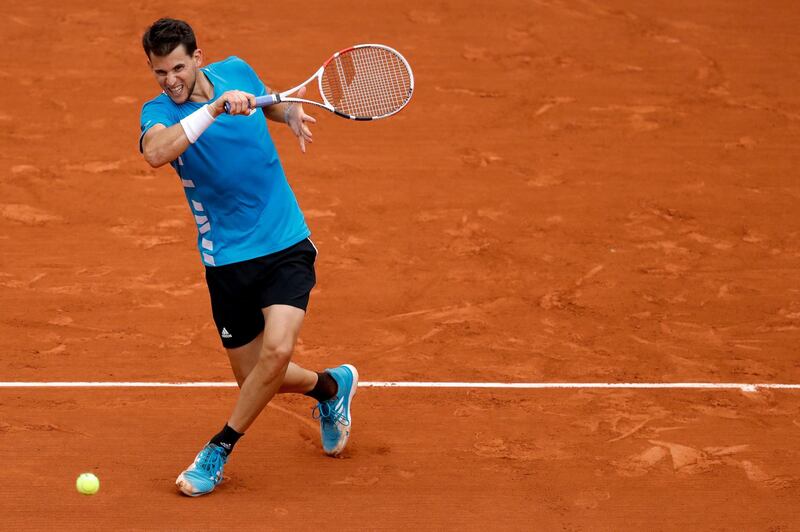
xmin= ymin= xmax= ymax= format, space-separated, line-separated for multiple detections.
xmin=225 ymin=44 xmax=414 ymax=120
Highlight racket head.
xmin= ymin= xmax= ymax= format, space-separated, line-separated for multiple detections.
xmin=318 ymin=44 xmax=414 ymax=120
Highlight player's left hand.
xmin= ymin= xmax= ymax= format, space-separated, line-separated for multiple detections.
xmin=286 ymin=86 xmax=317 ymax=153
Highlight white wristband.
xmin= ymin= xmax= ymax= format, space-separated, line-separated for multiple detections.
xmin=180 ymin=104 xmax=215 ymax=144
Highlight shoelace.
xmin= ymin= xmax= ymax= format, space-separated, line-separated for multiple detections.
xmin=196 ymin=445 xmax=225 ymax=475
xmin=312 ymin=400 xmax=350 ymax=427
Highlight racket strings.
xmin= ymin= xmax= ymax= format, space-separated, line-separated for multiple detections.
xmin=356 ymin=47 xmax=410 ymax=116
xmin=321 ymin=46 xmax=412 ymax=118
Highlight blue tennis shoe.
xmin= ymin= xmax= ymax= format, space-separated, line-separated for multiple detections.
xmin=313 ymin=364 xmax=358 ymax=456
xmin=176 ymin=443 xmax=227 ymax=497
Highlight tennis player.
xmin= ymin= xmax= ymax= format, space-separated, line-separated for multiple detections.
xmin=138 ymin=18 xmax=358 ymax=497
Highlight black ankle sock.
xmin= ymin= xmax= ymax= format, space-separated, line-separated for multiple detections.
xmin=305 ymin=371 xmax=338 ymax=402
xmin=210 ymin=424 xmax=243 ymax=456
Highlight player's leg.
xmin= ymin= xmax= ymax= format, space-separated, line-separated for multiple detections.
xmin=225 ymin=330 xmax=318 ymax=393
xmin=223 ymin=315 xmax=355 ymax=456
xmin=176 ymin=305 xmax=318 ymax=497
xmin=176 ymin=256 xmax=270 ymax=497
xmin=176 ymin=306 xmax=306 ymax=497
xmin=177 ymin=239 xmax=357 ymax=496
xmin=226 ymin=304 xmax=307 ymax=432
xmin=245 ymin=238 xmax=357 ymax=456
xmin=224 ymin=322 xmax=357 ymax=455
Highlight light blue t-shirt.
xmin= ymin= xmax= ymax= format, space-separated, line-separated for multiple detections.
xmin=139 ymin=56 xmax=310 ymax=267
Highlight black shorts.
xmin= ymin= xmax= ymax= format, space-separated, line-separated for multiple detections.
xmin=205 ymin=238 xmax=317 ymax=348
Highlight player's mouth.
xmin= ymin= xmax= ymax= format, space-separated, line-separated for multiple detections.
xmin=167 ymin=84 xmax=185 ymax=98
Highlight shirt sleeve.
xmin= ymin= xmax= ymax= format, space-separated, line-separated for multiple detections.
xmin=249 ymin=66 xmax=269 ymax=97
xmin=229 ymin=56 xmax=268 ymax=97
xmin=139 ymin=97 xmax=177 ymax=153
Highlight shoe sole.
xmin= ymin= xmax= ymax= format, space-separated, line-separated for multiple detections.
xmin=326 ymin=363 xmax=359 ymax=456
xmin=176 ymin=472 xmax=215 ymax=497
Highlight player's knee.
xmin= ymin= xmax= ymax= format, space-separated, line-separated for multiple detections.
xmin=260 ymin=342 xmax=293 ymax=367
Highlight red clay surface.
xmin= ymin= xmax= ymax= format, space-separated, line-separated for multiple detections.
xmin=2 ymin=0 xmax=800 ymax=530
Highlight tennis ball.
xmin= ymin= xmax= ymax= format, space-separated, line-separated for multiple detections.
xmin=76 ymin=473 xmax=100 ymax=495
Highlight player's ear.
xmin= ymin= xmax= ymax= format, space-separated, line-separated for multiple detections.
xmin=193 ymin=48 xmax=204 ymax=67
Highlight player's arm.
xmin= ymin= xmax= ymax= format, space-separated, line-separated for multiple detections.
xmin=260 ymin=86 xmax=290 ymax=123
xmin=261 ymin=85 xmax=316 ymax=153
xmin=141 ymin=90 xmax=256 ymax=168
xmin=141 ymin=123 xmax=190 ymax=168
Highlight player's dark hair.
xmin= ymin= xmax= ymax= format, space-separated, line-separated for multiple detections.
xmin=142 ymin=18 xmax=197 ymax=58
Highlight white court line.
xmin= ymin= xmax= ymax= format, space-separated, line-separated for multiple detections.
xmin=1 ymin=381 xmax=800 ymax=391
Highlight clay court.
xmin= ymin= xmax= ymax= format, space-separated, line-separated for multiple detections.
xmin=2 ymin=0 xmax=800 ymax=529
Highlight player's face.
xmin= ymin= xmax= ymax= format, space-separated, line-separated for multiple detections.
xmin=148 ymin=45 xmax=203 ymax=104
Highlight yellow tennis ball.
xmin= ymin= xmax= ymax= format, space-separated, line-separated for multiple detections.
xmin=76 ymin=473 xmax=100 ymax=495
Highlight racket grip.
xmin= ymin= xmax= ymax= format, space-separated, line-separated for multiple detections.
xmin=223 ymin=94 xmax=281 ymax=114
xmin=254 ymin=94 xmax=281 ymax=107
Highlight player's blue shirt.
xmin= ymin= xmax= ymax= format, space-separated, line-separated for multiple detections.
xmin=139 ymin=56 xmax=310 ymax=267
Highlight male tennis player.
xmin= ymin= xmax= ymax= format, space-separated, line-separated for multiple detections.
xmin=138 ymin=18 xmax=358 ymax=497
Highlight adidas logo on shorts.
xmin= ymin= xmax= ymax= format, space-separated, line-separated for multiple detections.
xmin=221 ymin=328 xmax=232 ymax=339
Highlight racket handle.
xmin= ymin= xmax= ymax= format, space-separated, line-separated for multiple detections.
xmin=223 ymin=94 xmax=281 ymax=114
xmin=254 ymin=94 xmax=281 ymax=107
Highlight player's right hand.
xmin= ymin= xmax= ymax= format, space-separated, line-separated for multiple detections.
xmin=211 ymin=90 xmax=256 ymax=117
